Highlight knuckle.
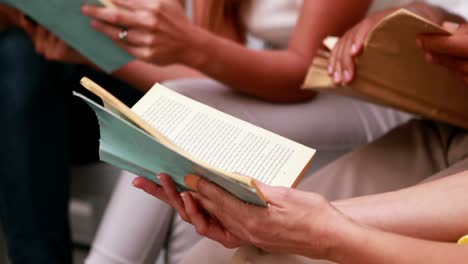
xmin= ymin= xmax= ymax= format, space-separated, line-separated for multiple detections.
xmin=108 ymin=13 xmax=118 ymax=24
xmin=180 ymin=213 xmax=190 ymax=223
xmin=149 ymin=2 xmax=162 ymax=14
xmin=195 ymin=225 xmax=207 ymax=236
xmin=146 ymin=18 xmax=159 ymax=30
xmin=142 ymin=48 xmax=154 ymax=60
xmin=114 ymin=12 xmax=124 ymax=23
xmin=145 ymin=35 xmax=157 ymax=46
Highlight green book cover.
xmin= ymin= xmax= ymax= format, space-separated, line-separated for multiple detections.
xmin=2 ymin=0 xmax=133 ymax=72
xmin=73 ymin=92 xmax=268 ymax=206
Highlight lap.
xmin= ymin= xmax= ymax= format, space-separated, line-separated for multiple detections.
xmin=179 ymin=122 xmax=468 ymax=264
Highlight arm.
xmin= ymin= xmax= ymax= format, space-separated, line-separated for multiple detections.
xmin=21 ymin=26 xmax=204 ymax=92
xmin=334 ymin=170 xmax=468 ymax=242
xmin=337 ymin=223 xmax=468 ymax=264
xmin=110 ymin=62 xmax=203 ymax=91
xmin=132 ymin=173 xmax=468 ymax=263
xmin=82 ymin=0 xmax=372 ymax=102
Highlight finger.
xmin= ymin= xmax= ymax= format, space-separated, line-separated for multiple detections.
xmin=34 ymin=26 xmax=47 ymax=54
xmin=188 ymin=182 xmax=253 ymax=231
xmin=428 ymin=53 xmax=468 ymax=73
xmin=328 ymin=38 xmax=339 ymax=76
xmin=131 ymin=176 xmax=170 ymax=204
xmin=252 ymin=181 xmax=283 ymax=207
xmin=18 ymin=14 xmax=35 ymax=37
xmin=351 ymin=21 xmax=371 ymax=56
xmin=111 ymin=0 xmax=152 ymax=11
xmin=442 ymin=21 xmax=461 ymax=33
xmin=90 ymin=20 xmax=123 ymax=42
xmin=418 ymin=34 xmax=468 ymax=58
xmin=184 ymin=174 xmax=237 ymax=208
xmin=182 ymin=194 xmax=243 ymax=248
xmin=159 ymin=174 xmax=190 ymax=221
xmin=341 ymin=31 xmax=356 ymax=84
xmin=44 ymin=32 xmax=58 ymax=60
xmin=181 ymin=192 xmax=211 ymax=230
xmin=93 ymin=20 xmax=158 ymax=47
xmin=333 ymin=61 xmax=342 ymax=85
xmin=82 ymin=5 xmax=157 ymax=30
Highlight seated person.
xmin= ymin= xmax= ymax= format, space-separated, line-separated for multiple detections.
xmin=0 ymin=4 xmax=193 ymax=263
xmin=130 ymin=1 xmax=468 ymax=263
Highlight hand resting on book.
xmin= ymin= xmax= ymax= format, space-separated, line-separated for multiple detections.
xmin=81 ymin=0 xmax=201 ymax=66
xmin=418 ymin=22 xmax=468 ymax=86
xmin=131 ymin=174 xmax=358 ymax=261
xmin=18 ymin=17 xmax=92 ymax=66
xmin=328 ymin=2 xmax=457 ymax=86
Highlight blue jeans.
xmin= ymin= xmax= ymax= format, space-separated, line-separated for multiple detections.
xmin=0 ymin=28 xmax=141 ymax=263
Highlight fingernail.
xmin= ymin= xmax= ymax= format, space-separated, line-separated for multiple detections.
xmin=184 ymin=174 xmax=202 ymax=192
xmin=351 ymin=44 xmax=358 ymax=54
xmin=343 ymin=70 xmax=352 ymax=83
xmin=157 ymin=174 xmax=161 ymax=180
xmin=328 ymin=65 xmax=333 ymax=75
xmin=442 ymin=21 xmax=460 ymax=32
xmin=180 ymin=192 xmax=186 ymax=197
xmin=333 ymin=71 xmax=342 ymax=83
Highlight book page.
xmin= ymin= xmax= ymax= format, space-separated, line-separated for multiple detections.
xmin=132 ymin=84 xmax=315 ymax=187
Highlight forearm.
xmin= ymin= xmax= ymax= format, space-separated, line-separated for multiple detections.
xmin=334 ymin=223 xmax=468 ymax=264
xmin=187 ymin=28 xmax=314 ymax=103
xmin=333 ymin=170 xmax=468 ymax=242
xmin=112 ymin=61 xmax=204 ymax=92
xmin=186 ymin=0 xmax=371 ymax=103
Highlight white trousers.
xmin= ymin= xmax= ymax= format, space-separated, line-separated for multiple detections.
xmin=85 ymin=78 xmax=411 ymax=264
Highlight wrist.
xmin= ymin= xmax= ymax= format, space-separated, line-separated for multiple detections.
xmin=328 ymin=219 xmax=373 ymax=264
xmin=182 ymin=25 xmax=214 ymax=71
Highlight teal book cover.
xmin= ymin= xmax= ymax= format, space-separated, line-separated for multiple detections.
xmin=73 ymin=92 xmax=267 ymax=207
xmin=2 ymin=0 xmax=133 ymax=72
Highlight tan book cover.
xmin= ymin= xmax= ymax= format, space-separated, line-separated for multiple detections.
xmin=303 ymin=9 xmax=468 ymax=130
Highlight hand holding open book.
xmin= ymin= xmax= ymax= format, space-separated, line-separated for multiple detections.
xmin=75 ymin=77 xmax=315 ymax=207
xmin=304 ymin=9 xmax=468 ymax=130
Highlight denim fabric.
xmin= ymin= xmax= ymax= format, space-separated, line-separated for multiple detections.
xmin=0 ymin=28 xmax=141 ymax=263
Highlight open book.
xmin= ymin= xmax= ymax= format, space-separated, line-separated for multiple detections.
xmin=303 ymin=9 xmax=468 ymax=130
xmin=74 ymin=78 xmax=315 ymax=206
xmin=1 ymin=0 xmax=132 ymax=72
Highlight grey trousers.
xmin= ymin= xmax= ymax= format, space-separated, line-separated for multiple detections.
xmin=86 ymin=78 xmax=412 ymax=264
xmin=180 ymin=120 xmax=468 ymax=264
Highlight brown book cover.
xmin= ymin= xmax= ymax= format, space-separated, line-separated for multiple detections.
xmin=303 ymin=9 xmax=468 ymax=130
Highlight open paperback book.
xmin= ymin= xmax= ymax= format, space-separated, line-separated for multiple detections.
xmin=1 ymin=0 xmax=132 ymax=72
xmin=303 ymin=9 xmax=468 ymax=130
xmin=74 ymin=78 xmax=316 ymax=207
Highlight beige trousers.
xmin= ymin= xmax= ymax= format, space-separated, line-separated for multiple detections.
xmin=180 ymin=120 xmax=468 ymax=264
